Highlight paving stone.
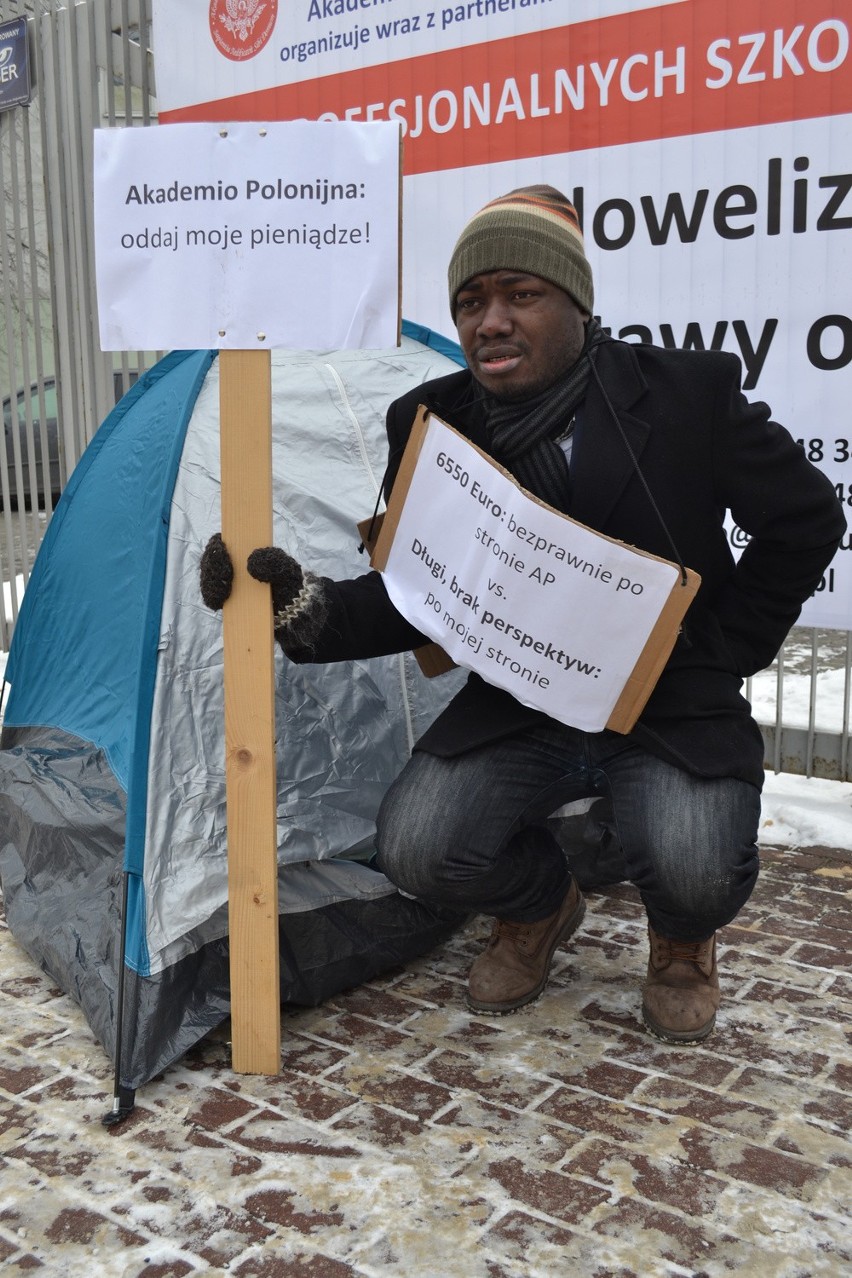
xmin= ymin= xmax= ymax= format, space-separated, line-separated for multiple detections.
xmin=0 ymin=1232 xmax=19 ymax=1263
xmin=233 ymin=1253 xmax=361 ymax=1277
xmin=133 ymin=1263 xmax=197 ymax=1277
xmin=433 ymin=1095 xmax=580 ymax=1166
xmin=544 ymin=1057 xmax=650 ymax=1101
xmin=184 ymin=1086 xmax=259 ymax=1132
xmin=419 ymin=1048 xmax=555 ymax=1110
xmin=773 ymin=1123 xmax=852 ymax=1169
xmin=298 ymin=1013 xmax=441 ymax=1070
xmin=789 ymin=940 xmax=852 ymax=969
xmin=638 ymin=1074 xmax=778 ymax=1139
xmin=605 ymin=1035 xmax=739 ymax=1088
xmin=324 ymin=984 xmax=424 ymax=1026
xmin=228 ymin=1110 xmax=363 ymax=1159
xmin=534 ymin=1087 xmax=681 ymax=1149
xmin=382 ymin=970 xmax=470 ymax=1006
xmin=563 ymin=1136 xmax=731 ymax=1214
xmin=229 ymin=1071 xmax=360 ymax=1125
xmin=482 ymin=1210 xmax=632 ymax=1278
xmin=0 ymin=1096 xmax=38 ymax=1146
xmin=825 ymin=971 xmax=852 ymax=1001
xmin=6 ymin=1135 xmax=94 ymax=1180
xmin=677 ymin=1126 xmax=832 ymax=1199
xmin=591 ymin=1197 xmax=738 ymax=1272
xmin=485 ymin=1155 xmax=611 ymax=1222
xmin=327 ymin=1099 xmax=424 ymax=1148
xmin=702 ymin=1020 xmax=835 ymax=1079
xmin=0 ymin=1059 xmax=57 ymax=1096
xmin=322 ymin=1061 xmax=454 ymax=1121
xmin=276 ymin=1040 xmax=353 ymax=1076
xmin=827 ymin=1059 xmax=852 ymax=1089
xmin=722 ymin=927 xmax=799 ymax=958
xmin=733 ymin=1067 xmax=851 ymax=1134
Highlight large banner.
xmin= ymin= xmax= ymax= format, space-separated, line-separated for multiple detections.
xmin=152 ymin=0 xmax=852 ymax=629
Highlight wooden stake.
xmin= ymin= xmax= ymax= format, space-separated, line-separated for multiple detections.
xmin=219 ymin=348 xmax=281 ymax=1075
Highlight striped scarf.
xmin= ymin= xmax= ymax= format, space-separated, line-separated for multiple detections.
xmin=484 ymin=318 xmax=607 ymax=511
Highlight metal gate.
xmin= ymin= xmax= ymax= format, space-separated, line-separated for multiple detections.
xmin=0 ymin=1 xmax=850 ymax=779
xmin=0 ymin=0 xmax=155 ymax=648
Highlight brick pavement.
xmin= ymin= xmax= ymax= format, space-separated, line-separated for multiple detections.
xmin=0 ymin=842 xmax=849 ymax=1278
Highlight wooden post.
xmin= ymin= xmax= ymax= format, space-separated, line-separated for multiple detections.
xmin=219 ymin=348 xmax=281 ymax=1075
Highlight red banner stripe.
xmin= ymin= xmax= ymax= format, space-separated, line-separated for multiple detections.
xmin=162 ymin=2 xmax=852 ymax=175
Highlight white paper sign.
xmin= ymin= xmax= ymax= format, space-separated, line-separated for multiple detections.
xmin=379 ymin=417 xmax=686 ymax=733
xmin=93 ymin=120 xmax=400 ymax=351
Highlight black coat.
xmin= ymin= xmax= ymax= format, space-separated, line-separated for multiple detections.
xmin=292 ymin=339 xmax=846 ymax=789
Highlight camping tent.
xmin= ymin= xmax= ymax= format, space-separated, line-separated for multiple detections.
xmin=0 ymin=327 xmax=468 ymax=1100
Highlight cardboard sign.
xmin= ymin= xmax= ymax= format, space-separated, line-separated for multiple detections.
xmin=371 ymin=412 xmax=701 ymax=734
xmin=93 ymin=119 xmax=401 ymax=351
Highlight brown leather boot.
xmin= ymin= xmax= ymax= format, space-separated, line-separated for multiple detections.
xmin=642 ymin=924 xmax=720 ymax=1044
xmin=467 ymin=879 xmax=586 ymax=1014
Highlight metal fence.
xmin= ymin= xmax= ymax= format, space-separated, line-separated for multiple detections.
xmin=1 ymin=0 xmax=156 ymax=648
xmin=0 ymin=0 xmax=850 ymax=779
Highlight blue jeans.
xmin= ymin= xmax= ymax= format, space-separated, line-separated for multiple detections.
xmin=375 ymin=722 xmax=760 ymax=941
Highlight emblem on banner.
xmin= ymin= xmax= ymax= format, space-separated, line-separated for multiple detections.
xmin=208 ymin=0 xmax=278 ymax=62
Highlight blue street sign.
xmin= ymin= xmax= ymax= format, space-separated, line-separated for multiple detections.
xmin=0 ymin=16 xmax=31 ymax=113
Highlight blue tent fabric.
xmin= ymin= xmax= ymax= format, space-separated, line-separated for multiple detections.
xmin=5 ymin=350 xmax=215 ymax=983
xmin=6 ymin=349 xmax=215 ymax=797
xmin=401 ymin=319 xmax=465 ymax=367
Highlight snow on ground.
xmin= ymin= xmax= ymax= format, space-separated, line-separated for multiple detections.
xmin=750 ymin=663 xmax=849 ymax=731
xmin=760 ymin=770 xmax=852 ymax=850
xmin=2 ymin=574 xmax=24 ymax=637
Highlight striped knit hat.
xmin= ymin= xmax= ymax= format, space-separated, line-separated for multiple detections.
xmin=448 ymin=185 xmax=593 ymax=318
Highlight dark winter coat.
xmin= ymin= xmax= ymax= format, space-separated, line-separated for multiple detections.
xmin=291 ymin=339 xmax=846 ymax=789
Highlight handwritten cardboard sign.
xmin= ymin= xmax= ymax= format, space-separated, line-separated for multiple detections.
xmin=371 ymin=411 xmax=701 ymax=733
xmin=93 ymin=119 xmax=401 ymax=351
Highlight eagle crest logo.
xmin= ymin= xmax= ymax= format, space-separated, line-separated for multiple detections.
xmin=221 ymin=0 xmax=266 ymax=44
xmin=209 ymin=0 xmax=278 ymax=62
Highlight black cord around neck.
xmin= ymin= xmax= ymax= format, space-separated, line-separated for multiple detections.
xmin=587 ymin=345 xmax=689 ymax=588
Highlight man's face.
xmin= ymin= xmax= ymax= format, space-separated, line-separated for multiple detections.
xmin=455 ymin=271 xmax=588 ymax=401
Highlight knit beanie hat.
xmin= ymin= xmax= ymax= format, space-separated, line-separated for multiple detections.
xmin=448 ymin=185 xmax=593 ymax=318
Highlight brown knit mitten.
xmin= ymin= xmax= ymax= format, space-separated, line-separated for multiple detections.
xmin=199 ymin=533 xmax=234 ymax=610
xmin=247 ymin=546 xmax=329 ymax=651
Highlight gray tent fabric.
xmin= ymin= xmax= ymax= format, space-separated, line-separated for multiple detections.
xmin=0 ymin=336 xmax=469 ymax=1089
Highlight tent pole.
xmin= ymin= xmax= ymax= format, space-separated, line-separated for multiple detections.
xmin=101 ymin=869 xmax=136 ymax=1126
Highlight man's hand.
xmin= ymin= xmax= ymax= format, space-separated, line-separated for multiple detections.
xmin=199 ymin=533 xmax=234 ymax=610
xmin=199 ymin=534 xmax=328 ymax=652
xmin=246 ymin=546 xmax=306 ymax=624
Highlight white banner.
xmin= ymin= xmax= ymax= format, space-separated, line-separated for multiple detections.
xmin=150 ymin=0 xmax=852 ymax=628
xmin=376 ymin=415 xmax=698 ymax=732
xmin=93 ymin=120 xmax=400 ymax=351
